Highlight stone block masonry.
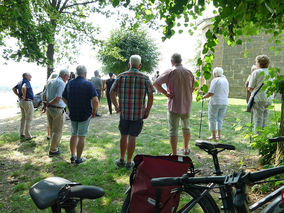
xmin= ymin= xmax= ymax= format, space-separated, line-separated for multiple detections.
xmin=212 ymin=33 xmax=284 ymax=98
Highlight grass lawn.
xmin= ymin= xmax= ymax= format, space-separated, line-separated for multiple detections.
xmin=0 ymin=96 xmax=281 ymax=212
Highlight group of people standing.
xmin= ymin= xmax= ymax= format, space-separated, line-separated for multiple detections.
xmin=12 ymin=53 xmax=272 ymax=168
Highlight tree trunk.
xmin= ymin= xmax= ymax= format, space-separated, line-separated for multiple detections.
xmin=46 ymin=19 xmax=56 ymax=79
xmin=46 ymin=42 xmax=54 ymax=78
xmin=275 ymin=93 xmax=284 ymax=165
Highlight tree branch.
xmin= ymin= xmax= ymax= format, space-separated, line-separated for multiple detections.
xmin=62 ymin=11 xmax=87 ymax=18
xmin=64 ymin=1 xmax=96 ymax=10
xmin=56 ymin=0 xmax=62 ymax=10
xmin=59 ymin=0 xmax=69 ymax=13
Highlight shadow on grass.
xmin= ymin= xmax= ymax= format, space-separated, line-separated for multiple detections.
xmin=0 ymin=97 xmax=275 ymax=212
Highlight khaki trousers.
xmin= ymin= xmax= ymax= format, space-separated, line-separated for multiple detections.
xmin=47 ymin=107 xmax=65 ymax=152
xmin=19 ymin=100 xmax=34 ymax=138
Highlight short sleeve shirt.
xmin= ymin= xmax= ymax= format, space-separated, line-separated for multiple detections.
xmin=154 ymin=65 xmax=195 ymax=114
xmin=91 ymin=77 xmax=102 ymax=90
xmin=45 ymin=77 xmax=66 ymax=108
xmin=110 ymin=68 xmax=154 ymax=121
xmin=14 ymin=78 xmax=34 ymax=100
xmin=208 ymin=76 xmax=229 ymax=105
xmin=62 ymin=76 xmax=98 ymax=122
xmin=248 ymin=68 xmax=270 ymax=102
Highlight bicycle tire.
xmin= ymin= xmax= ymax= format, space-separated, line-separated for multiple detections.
xmin=120 ymin=187 xmax=220 ymax=213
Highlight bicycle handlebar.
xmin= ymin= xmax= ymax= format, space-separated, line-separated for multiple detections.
xmin=246 ymin=166 xmax=284 ymax=182
xmin=151 ymin=166 xmax=284 ymax=187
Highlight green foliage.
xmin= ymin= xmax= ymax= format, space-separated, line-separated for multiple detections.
xmin=98 ymin=28 xmax=160 ymax=74
xmin=239 ymin=111 xmax=280 ymax=165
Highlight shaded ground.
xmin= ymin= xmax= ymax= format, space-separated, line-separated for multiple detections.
xmin=0 ymin=96 xmax=278 ymax=212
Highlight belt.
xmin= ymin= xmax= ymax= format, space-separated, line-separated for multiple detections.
xmin=21 ymin=99 xmax=32 ymax=101
xmin=47 ymin=105 xmax=64 ymax=109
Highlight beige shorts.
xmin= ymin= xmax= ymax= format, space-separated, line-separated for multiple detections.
xmin=168 ymin=111 xmax=190 ymax=137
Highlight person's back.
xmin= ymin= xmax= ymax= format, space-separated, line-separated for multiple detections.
xmin=65 ymin=76 xmax=95 ymax=121
xmin=166 ymin=66 xmax=195 ymax=114
xmin=91 ymin=76 xmax=102 ymax=90
xmin=106 ymin=78 xmax=115 ymax=93
xmin=115 ymin=69 xmax=151 ymax=120
xmin=208 ymin=76 xmax=229 ymax=106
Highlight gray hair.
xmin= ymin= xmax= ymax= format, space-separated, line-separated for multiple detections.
xmin=94 ymin=70 xmax=99 ymax=77
xmin=76 ymin=65 xmax=87 ymax=76
xmin=59 ymin=69 xmax=69 ymax=77
xmin=129 ymin=55 xmax=141 ymax=68
xmin=47 ymin=72 xmax=58 ymax=82
xmin=213 ymin=67 xmax=224 ymax=77
xmin=171 ymin=53 xmax=182 ymax=64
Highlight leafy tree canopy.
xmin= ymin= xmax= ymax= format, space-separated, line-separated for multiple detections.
xmin=0 ymin=0 xmax=131 ymax=76
xmin=98 ymin=27 xmax=160 ymax=75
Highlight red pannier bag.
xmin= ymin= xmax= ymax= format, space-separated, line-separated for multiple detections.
xmin=129 ymin=154 xmax=194 ymax=213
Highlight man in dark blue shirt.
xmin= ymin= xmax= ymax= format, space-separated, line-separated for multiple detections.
xmin=63 ymin=65 xmax=99 ymax=165
xmin=12 ymin=73 xmax=35 ymax=140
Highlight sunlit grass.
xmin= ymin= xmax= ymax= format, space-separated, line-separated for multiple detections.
xmin=0 ymin=95 xmax=278 ymax=212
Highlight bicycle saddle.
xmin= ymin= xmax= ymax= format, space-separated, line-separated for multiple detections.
xmin=30 ymin=177 xmax=75 ymax=209
xmin=268 ymin=136 xmax=284 ymax=142
xmin=195 ymin=140 xmax=235 ymax=151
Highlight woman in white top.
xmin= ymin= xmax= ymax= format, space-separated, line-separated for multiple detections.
xmin=203 ymin=67 xmax=229 ymax=140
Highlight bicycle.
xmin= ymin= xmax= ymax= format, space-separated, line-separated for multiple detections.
xmin=150 ymin=137 xmax=284 ymax=213
xmin=29 ymin=176 xmax=104 ymax=213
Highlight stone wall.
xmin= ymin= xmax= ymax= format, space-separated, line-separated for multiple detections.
xmin=212 ymin=33 xmax=284 ymax=98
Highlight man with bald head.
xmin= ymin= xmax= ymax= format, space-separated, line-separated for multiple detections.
xmin=13 ymin=73 xmax=35 ymax=140
xmin=110 ymin=55 xmax=154 ymax=169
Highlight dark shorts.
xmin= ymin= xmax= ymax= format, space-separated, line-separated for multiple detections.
xmin=119 ymin=118 xmax=144 ymax=137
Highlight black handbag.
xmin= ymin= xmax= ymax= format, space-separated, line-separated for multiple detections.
xmin=247 ymin=83 xmax=264 ymax=112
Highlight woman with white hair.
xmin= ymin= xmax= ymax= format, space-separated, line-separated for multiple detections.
xmin=203 ymin=67 xmax=229 ymax=140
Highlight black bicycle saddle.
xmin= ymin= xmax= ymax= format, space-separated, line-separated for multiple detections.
xmin=268 ymin=136 xmax=284 ymax=143
xmin=30 ymin=177 xmax=75 ymax=209
xmin=195 ymin=140 xmax=235 ymax=151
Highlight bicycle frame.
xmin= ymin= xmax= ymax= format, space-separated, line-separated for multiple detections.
xmin=177 ymin=147 xmax=284 ymax=213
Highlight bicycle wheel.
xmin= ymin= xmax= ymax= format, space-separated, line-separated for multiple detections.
xmin=121 ymin=187 xmax=219 ymax=213
xmin=176 ymin=186 xmax=220 ymax=213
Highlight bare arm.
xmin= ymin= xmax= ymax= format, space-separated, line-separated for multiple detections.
xmin=22 ymin=85 xmax=27 ymax=100
xmin=91 ymin=96 xmax=99 ymax=118
xmin=110 ymin=90 xmax=119 ymax=112
xmin=62 ymin=97 xmax=68 ymax=105
xmin=153 ymin=82 xmax=174 ymax=98
xmin=12 ymin=87 xmax=19 ymax=97
xmin=144 ymin=92 xmax=153 ymax=119
xmin=202 ymin=92 xmax=214 ymax=99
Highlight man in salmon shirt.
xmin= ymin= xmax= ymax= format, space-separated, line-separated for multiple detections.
xmin=154 ymin=53 xmax=195 ymax=155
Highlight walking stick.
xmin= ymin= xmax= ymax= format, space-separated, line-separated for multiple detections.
xmin=198 ymin=98 xmax=204 ymax=138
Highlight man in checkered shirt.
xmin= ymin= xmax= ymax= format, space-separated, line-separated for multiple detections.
xmin=110 ymin=55 xmax=154 ymax=169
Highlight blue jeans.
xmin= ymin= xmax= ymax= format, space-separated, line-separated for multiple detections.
xmin=208 ymin=104 xmax=227 ymax=131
